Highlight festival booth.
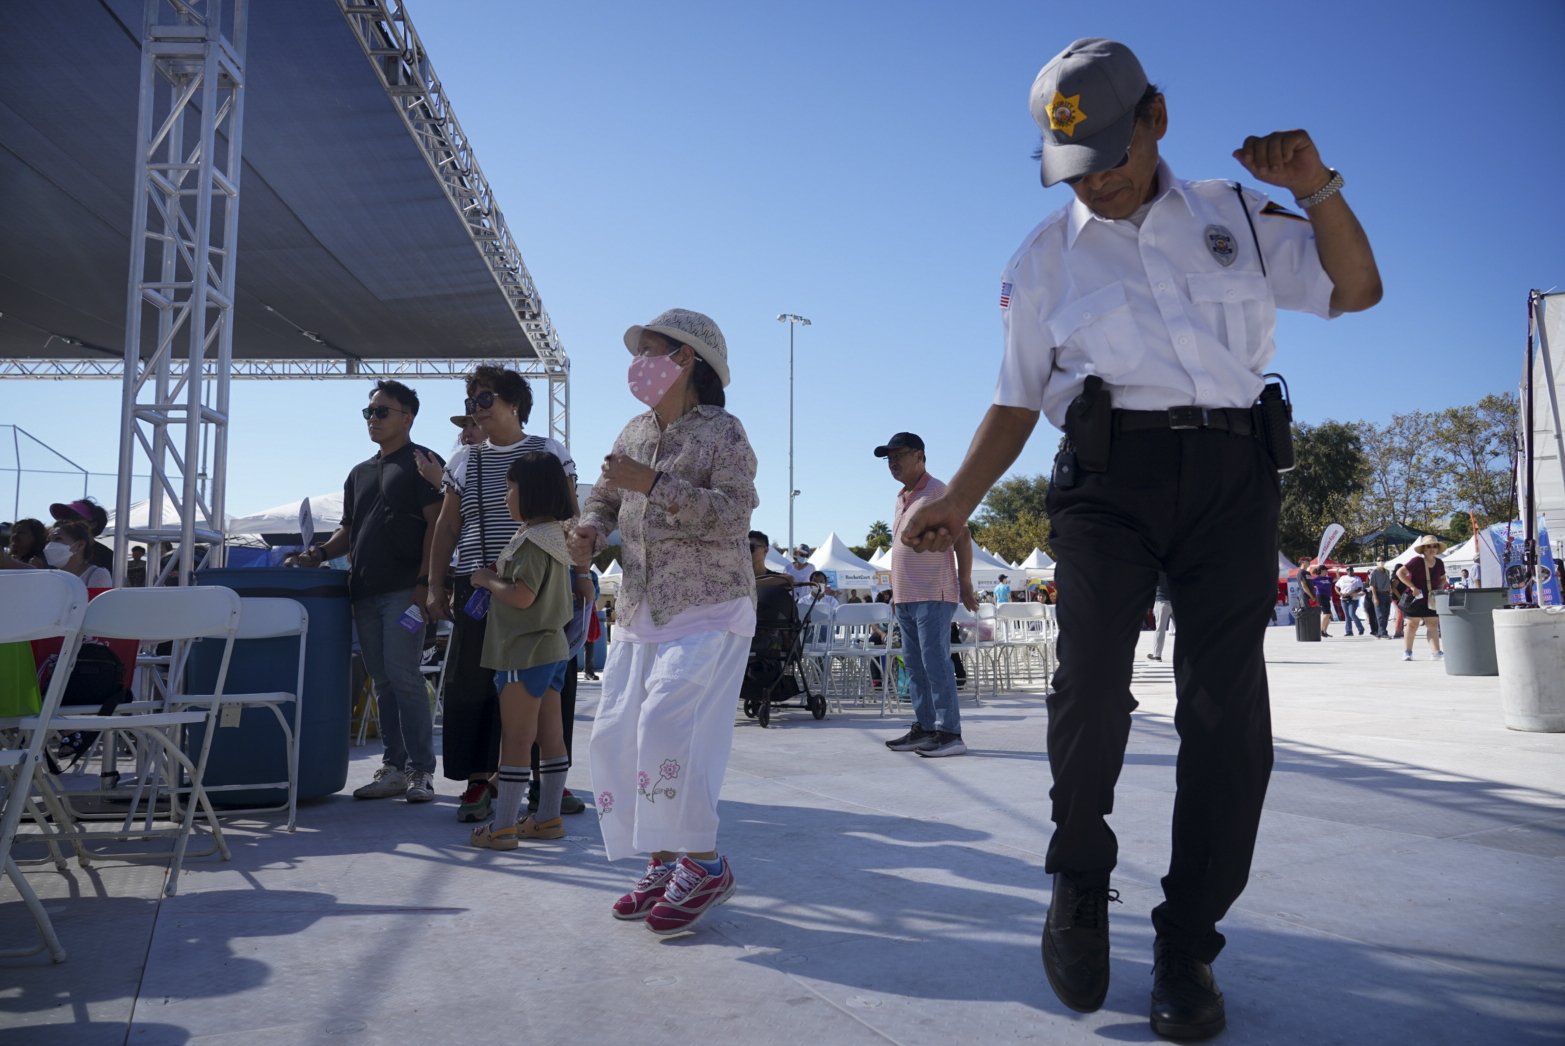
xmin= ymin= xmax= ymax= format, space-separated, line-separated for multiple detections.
xmin=965 ymin=543 xmax=1014 ymax=591
xmin=599 ymin=559 xmax=622 ymax=593
xmin=807 ymin=532 xmax=880 ymax=595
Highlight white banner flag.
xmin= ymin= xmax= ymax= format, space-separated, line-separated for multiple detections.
xmin=1316 ymin=523 xmax=1346 ymax=564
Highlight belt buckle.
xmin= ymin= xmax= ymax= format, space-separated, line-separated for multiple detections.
xmin=1167 ymin=406 xmax=1208 ymax=430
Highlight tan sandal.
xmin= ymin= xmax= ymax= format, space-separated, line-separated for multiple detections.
xmin=470 ymin=822 xmax=520 ymax=850
xmin=518 ymin=815 xmax=565 ymax=840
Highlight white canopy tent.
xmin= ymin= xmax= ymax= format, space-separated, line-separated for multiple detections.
xmin=1020 ymin=548 xmax=1056 ymax=578
xmin=103 ymin=499 xmax=232 ymax=541
xmin=1278 ymin=550 xmax=1295 ymax=577
xmin=599 ymin=559 xmax=622 ymax=592
xmin=808 ymin=532 xmax=881 ymax=591
xmin=1527 ymin=292 xmax=1565 ymax=550
xmin=869 ymin=546 xmax=894 ymax=569
xmin=226 ymin=492 xmax=345 ymax=547
xmin=764 ymin=548 xmax=793 ymax=574
xmin=968 ymin=543 xmax=1015 ymax=588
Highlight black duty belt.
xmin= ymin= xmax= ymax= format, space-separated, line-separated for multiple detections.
xmin=1114 ymin=406 xmax=1255 ymax=436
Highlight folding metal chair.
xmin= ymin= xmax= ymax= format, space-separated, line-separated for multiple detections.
xmin=0 ymin=570 xmax=89 ymax=962
xmin=822 ymin=602 xmax=894 ymax=713
xmin=996 ymin=602 xmax=1052 ymax=688
xmin=33 ymin=586 xmax=242 ymax=896
xmin=168 ymin=597 xmax=307 ymax=830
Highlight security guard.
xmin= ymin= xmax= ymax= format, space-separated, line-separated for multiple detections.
xmin=900 ymin=38 xmax=1381 ymax=1040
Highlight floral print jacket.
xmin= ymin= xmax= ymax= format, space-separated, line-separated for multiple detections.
xmin=581 ymin=405 xmax=758 ymax=627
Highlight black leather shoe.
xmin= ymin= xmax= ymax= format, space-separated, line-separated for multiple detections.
xmin=1150 ymin=938 xmax=1226 ymax=1040
xmin=1041 ymin=873 xmax=1119 ymax=1012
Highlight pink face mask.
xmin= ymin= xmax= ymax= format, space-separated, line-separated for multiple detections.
xmin=627 ymin=351 xmax=684 ymax=407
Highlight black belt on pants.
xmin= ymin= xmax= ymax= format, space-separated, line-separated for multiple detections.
xmin=1113 ymin=406 xmax=1255 ymax=436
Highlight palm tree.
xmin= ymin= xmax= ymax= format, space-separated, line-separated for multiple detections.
xmin=865 ymin=520 xmax=892 ymax=553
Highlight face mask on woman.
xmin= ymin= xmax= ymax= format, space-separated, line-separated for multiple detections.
xmin=627 ymin=351 xmax=685 ymax=408
xmin=43 ymin=541 xmax=73 ymax=568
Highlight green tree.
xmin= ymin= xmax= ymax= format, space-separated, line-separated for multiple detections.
xmin=1279 ymin=421 xmax=1370 ymax=558
xmin=1357 ymin=410 xmax=1448 ymax=532
xmin=970 ymin=472 xmax=1053 ymax=563
xmin=975 ymin=474 xmax=1050 ymax=525
xmin=864 ymin=520 xmax=892 ymax=554
xmin=1430 ymin=392 xmax=1517 ymax=525
xmin=971 ymin=511 xmax=1052 ymax=565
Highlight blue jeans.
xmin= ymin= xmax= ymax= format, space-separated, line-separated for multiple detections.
xmin=1342 ymin=596 xmax=1364 ymax=635
xmin=353 ymin=588 xmax=435 ymax=774
xmin=894 ymin=600 xmax=961 ymax=735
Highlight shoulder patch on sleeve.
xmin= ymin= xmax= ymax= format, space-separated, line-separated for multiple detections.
xmin=1260 ymin=200 xmax=1308 ymax=222
xmin=1000 ymin=280 xmax=1013 ymax=309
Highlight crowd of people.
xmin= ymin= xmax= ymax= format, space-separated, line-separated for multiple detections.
xmin=1294 ymin=534 xmax=1450 ymax=660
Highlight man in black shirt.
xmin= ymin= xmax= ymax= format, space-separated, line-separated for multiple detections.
xmin=293 ymin=381 xmax=444 ymax=803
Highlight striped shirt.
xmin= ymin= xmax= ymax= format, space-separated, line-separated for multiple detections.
xmin=890 ymin=473 xmax=959 ymax=604
xmin=443 ymin=434 xmax=575 ymax=574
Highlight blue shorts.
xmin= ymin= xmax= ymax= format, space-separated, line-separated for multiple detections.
xmin=494 ymin=659 xmax=569 ymax=698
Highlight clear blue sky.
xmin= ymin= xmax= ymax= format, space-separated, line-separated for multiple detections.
xmin=5 ymin=0 xmax=1562 ymax=553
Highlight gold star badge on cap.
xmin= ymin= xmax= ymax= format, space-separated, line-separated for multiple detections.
xmin=1047 ymin=91 xmax=1086 ymax=136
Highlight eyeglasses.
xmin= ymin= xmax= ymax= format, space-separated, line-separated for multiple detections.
xmin=463 ymin=390 xmax=498 ymax=413
xmin=362 ymin=405 xmax=409 ymax=420
xmin=632 ymin=342 xmax=683 ymax=359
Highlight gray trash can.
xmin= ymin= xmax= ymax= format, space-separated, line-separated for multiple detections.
xmin=1294 ymin=605 xmax=1321 ymax=642
xmin=1433 ymin=588 xmax=1505 ymax=676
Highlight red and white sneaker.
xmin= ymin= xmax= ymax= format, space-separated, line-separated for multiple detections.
xmin=644 ymin=857 xmax=735 ymax=935
xmin=612 ymin=858 xmax=675 ymax=921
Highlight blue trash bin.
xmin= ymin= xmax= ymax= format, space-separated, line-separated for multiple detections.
xmin=188 ymin=567 xmax=351 ymax=804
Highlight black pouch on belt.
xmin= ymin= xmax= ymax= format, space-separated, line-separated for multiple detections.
xmin=1254 ymin=372 xmax=1295 ymax=472
xmin=1064 ymin=374 xmax=1112 ymax=472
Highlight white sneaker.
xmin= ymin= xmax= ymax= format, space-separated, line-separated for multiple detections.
xmin=1434 ymin=650 xmax=1445 ymax=660
xmin=353 ymin=765 xmax=408 ymax=799
xmin=1402 ymin=651 xmax=1413 ymax=662
xmin=405 ymin=770 xmax=435 ymax=803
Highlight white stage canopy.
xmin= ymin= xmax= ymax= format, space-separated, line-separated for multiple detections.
xmin=1020 ymin=548 xmax=1055 ymax=571
xmin=227 ymin=492 xmax=344 ymax=547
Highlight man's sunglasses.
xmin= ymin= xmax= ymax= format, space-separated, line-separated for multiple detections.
xmin=1062 ymin=148 xmax=1130 ymax=187
xmin=464 ymin=390 xmax=498 ymax=413
xmin=362 ymin=405 xmax=409 ymax=420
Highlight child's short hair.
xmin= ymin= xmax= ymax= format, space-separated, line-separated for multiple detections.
xmin=507 ymin=451 xmax=574 ymax=521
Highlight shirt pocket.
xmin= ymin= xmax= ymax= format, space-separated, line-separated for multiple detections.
xmin=1187 ymin=271 xmax=1274 ymax=372
xmin=1045 ymin=281 xmax=1142 ymax=381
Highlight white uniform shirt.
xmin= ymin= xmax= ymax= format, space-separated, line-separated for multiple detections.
xmin=994 ymin=161 xmax=1337 ymax=428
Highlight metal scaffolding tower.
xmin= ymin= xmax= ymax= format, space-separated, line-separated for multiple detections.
xmin=113 ymin=0 xmax=249 ymax=586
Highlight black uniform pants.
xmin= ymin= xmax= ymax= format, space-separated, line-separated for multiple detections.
xmin=441 ymin=575 xmax=579 ymax=781
xmin=1044 ymin=426 xmax=1281 ymax=963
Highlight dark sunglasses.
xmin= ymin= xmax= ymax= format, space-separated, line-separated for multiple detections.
xmin=362 ymin=405 xmax=409 ymax=420
xmin=464 ymin=390 xmax=498 ymax=413
xmin=1062 ymin=148 xmax=1131 ymax=187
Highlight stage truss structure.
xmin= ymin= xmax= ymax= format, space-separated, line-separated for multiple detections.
xmin=8 ymin=0 xmax=571 ymax=586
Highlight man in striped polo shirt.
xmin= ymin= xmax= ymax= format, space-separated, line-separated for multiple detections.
xmin=878 ymin=432 xmax=978 ymax=758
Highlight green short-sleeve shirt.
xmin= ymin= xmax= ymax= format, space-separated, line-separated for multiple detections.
xmin=480 ymin=541 xmax=572 ymax=671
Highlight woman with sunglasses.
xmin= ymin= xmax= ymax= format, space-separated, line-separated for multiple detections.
xmin=426 ymin=365 xmax=582 ymax=824
xmin=569 ymin=308 xmax=759 ymax=936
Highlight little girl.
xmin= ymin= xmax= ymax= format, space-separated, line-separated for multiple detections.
xmin=469 ymin=451 xmax=576 ymax=848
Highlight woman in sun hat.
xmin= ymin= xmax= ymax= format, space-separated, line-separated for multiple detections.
xmin=569 ymin=307 xmax=758 ymax=936
xmin=1395 ymin=535 xmax=1448 ymax=662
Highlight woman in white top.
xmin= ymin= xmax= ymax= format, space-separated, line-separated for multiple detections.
xmin=44 ymin=519 xmax=112 ymax=588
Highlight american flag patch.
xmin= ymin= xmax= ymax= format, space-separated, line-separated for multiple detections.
xmin=999 ymin=281 xmax=1012 ymax=308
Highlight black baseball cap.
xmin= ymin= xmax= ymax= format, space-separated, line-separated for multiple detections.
xmin=873 ymin=432 xmax=925 ymax=457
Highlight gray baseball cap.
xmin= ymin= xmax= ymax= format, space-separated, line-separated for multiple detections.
xmin=1029 ymin=38 xmax=1148 ymax=188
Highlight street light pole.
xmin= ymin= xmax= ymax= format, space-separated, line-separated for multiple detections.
xmin=776 ymin=313 xmax=811 ymax=556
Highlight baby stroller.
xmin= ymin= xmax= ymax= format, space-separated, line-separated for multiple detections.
xmin=740 ymin=582 xmax=826 ymax=728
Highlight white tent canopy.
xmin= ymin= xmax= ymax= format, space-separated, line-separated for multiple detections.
xmin=599 ymin=558 xmax=623 ymax=592
xmin=1020 ymin=548 xmax=1055 ymax=571
xmin=103 ymin=499 xmax=232 ymax=540
xmin=808 ymin=532 xmax=881 ymax=591
xmin=1278 ymin=550 xmax=1295 ymax=577
xmin=968 ymin=543 xmax=1014 ymax=588
xmin=764 ymin=548 xmax=793 ymax=574
xmin=869 ymin=545 xmax=894 ymax=569
xmin=226 ymin=492 xmax=344 ymax=546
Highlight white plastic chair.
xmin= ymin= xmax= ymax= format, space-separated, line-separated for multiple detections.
xmin=950 ymin=606 xmax=991 ymax=704
xmin=822 ymin=603 xmax=893 ymax=712
xmin=0 ymin=570 xmax=88 ymax=962
xmin=34 ymin=586 xmax=242 ymax=896
xmin=168 ymin=597 xmax=307 ymax=830
xmin=996 ymin=602 xmax=1052 ymax=688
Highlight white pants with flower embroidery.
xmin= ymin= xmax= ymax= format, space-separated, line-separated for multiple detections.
xmin=589 ymin=629 xmax=749 ymax=861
